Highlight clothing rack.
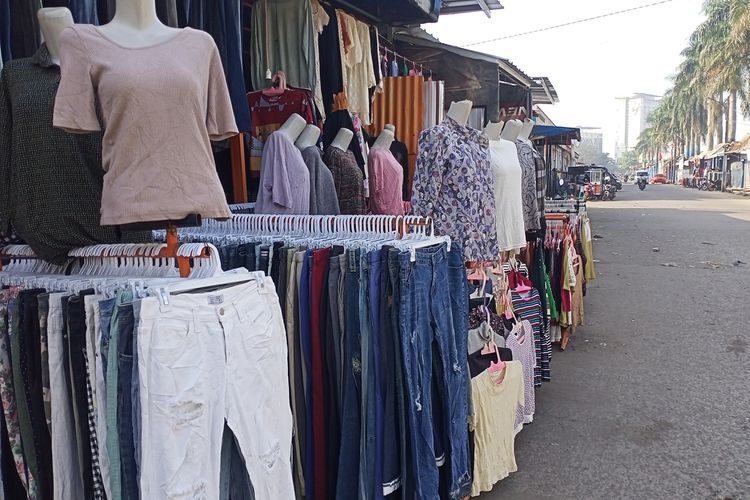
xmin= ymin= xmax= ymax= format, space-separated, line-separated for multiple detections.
xmin=378 ymin=43 xmax=435 ymax=79
xmin=0 ymin=226 xmax=217 ymax=278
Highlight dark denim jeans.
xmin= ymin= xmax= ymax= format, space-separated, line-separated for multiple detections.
xmin=70 ymin=0 xmax=99 ymax=24
xmin=98 ymin=298 xmax=116 ymax=390
xmin=368 ymin=250 xmax=383 ymax=500
xmin=398 ymin=243 xmax=471 ymax=500
xmin=336 ymin=249 xmax=361 ymax=499
xmin=299 ymin=250 xmax=314 ymax=499
xmin=358 ymin=251 xmax=373 ymax=499
xmin=116 ymin=302 xmax=139 ymax=499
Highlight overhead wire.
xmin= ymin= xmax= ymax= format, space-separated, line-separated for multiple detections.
xmin=463 ymin=0 xmax=681 ymax=47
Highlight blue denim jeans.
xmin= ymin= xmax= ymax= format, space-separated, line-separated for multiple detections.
xmin=336 ymin=249 xmax=361 ymax=499
xmin=98 ymin=298 xmax=116 ymax=390
xmin=69 ymin=0 xmax=98 ymax=24
xmin=368 ymin=250 xmax=384 ymax=500
xmin=398 ymin=243 xmax=471 ymax=500
xmin=358 ymin=251 xmax=373 ymax=499
xmin=116 ymin=302 xmax=138 ymax=499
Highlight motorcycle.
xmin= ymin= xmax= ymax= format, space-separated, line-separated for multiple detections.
xmin=602 ymin=183 xmax=616 ymax=200
xmin=638 ymin=178 xmax=647 ymax=190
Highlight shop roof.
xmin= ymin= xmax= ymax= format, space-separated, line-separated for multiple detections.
xmin=440 ymin=0 xmax=504 ymax=17
xmin=703 ymin=142 xmax=730 ymax=159
xmin=727 ymin=134 xmax=750 ymax=153
xmin=329 ymin=0 xmax=501 ymax=25
xmin=394 ymin=28 xmax=535 ymax=87
xmin=531 ymin=77 xmax=559 ymax=105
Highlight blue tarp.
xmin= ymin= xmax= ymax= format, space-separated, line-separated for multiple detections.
xmin=531 ymin=125 xmax=581 ymax=144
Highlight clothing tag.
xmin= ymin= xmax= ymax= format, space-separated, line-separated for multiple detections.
xmin=207 ymin=294 xmax=224 ymax=305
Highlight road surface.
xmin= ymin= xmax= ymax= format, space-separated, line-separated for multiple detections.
xmin=481 ymin=184 xmax=750 ymax=500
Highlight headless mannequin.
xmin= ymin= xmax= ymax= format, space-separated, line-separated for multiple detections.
xmin=96 ymin=0 xmax=182 ymax=48
xmin=500 ymin=119 xmax=523 ymax=142
xmin=277 ymin=113 xmax=306 ymax=142
xmin=37 ymin=8 xmax=74 ymax=65
xmin=518 ymin=119 xmax=534 ymax=143
xmin=331 ymin=128 xmax=354 ymax=152
xmin=372 ymin=126 xmax=395 ymax=150
xmin=295 ymin=124 xmax=321 ymax=150
xmin=483 ymin=121 xmax=505 ymax=141
xmin=446 ymin=100 xmax=472 ymax=126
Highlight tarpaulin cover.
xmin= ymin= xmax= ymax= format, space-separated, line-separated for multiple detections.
xmin=531 ymin=125 xmax=581 ymax=145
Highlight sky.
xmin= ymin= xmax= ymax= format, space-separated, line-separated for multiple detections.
xmin=423 ymin=0 xmax=708 ymax=154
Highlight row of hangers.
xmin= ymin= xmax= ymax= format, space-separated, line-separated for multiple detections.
xmin=161 ymin=215 xmax=451 ymax=262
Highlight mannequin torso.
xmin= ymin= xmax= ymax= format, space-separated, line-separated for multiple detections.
xmin=483 ymin=121 xmax=504 ymax=141
xmin=37 ymin=8 xmax=74 ymax=65
xmin=331 ymin=128 xmax=354 ymax=152
xmin=446 ymin=100 xmax=472 ymax=126
xmin=518 ymin=119 xmax=534 ymax=145
xmin=96 ymin=0 xmax=182 ymax=48
xmin=277 ymin=114 xmax=306 ymax=142
xmin=372 ymin=128 xmax=395 ymax=150
xmin=500 ymin=119 xmax=522 ymax=142
xmin=295 ymin=124 xmax=321 ymax=150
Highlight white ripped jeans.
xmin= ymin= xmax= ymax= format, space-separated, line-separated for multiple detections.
xmin=137 ymin=278 xmax=294 ymax=499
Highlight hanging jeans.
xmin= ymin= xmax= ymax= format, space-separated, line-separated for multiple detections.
xmin=336 ymin=249 xmax=361 ymax=499
xmin=398 ymin=243 xmax=471 ymax=500
xmin=137 ymin=278 xmax=294 ymax=499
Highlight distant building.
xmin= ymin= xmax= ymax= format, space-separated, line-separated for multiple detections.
xmin=613 ymin=93 xmax=661 ymax=160
xmin=579 ymin=127 xmax=604 ymax=155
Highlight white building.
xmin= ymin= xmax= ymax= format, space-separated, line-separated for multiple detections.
xmin=612 ymin=93 xmax=661 ymax=160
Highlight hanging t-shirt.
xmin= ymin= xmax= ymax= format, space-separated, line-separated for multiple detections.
xmin=53 ymin=25 xmax=237 ymax=225
xmin=511 ymin=289 xmax=549 ymax=385
xmin=255 ymin=132 xmax=310 ymax=215
xmin=505 ymin=321 xmax=536 ymax=430
xmin=469 ymin=361 xmax=524 ymax=496
xmin=336 ymin=10 xmax=376 ymax=125
xmin=367 ymin=148 xmax=404 ymax=215
xmin=489 ymin=139 xmax=526 ymax=252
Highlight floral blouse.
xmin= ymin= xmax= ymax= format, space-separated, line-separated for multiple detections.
xmin=411 ymin=117 xmax=499 ymax=261
xmin=516 ymin=140 xmax=541 ymax=231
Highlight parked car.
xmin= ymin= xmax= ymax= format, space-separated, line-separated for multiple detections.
xmin=651 ymin=173 xmax=668 ymax=184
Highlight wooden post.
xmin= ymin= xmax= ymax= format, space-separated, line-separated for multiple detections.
xmin=230 ymin=133 xmax=248 ymax=203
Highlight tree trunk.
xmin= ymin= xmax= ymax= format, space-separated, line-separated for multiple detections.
xmin=717 ymin=93 xmax=724 ymax=145
xmin=706 ymin=100 xmax=715 ymax=150
xmin=728 ymin=90 xmax=737 ymax=142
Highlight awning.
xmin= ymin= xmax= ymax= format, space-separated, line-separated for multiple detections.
xmin=531 ymin=77 xmax=559 ymax=105
xmin=440 ymin=0 xmax=504 ymax=17
xmin=332 ymin=0 xmax=436 ymax=24
xmin=531 ymin=125 xmax=581 ymax=145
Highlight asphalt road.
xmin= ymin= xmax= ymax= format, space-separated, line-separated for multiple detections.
xmin=480 ymin=184 xmax=750 ymax=500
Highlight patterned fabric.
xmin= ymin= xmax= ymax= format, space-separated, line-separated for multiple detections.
xmin=0 ymin=289 xmax=37 ymax=497
xmin=511 ymin=289 xmax=551 ymax=386
xmin=532 ymin=147 xmax=546 ymax=214
xmin=0 ymin=44 xmax=150 ymax=263
xmin=468 ymin=305 xmax=505 ymax=334
xmin=411 ymin=117 xmax=499 ymax=262
xmin=85 ymin=347 xmax=105 ymax=499
xmin=37 ymin=295 xmax=51 ymax=432
xmin=516 ymin=140 xmax=540 ymax=232
xmin=323 ymin=146 xmax=367 ymax=215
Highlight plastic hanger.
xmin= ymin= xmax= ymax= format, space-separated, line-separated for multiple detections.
xmin=262 ymin=70 xmax=287 ymax=97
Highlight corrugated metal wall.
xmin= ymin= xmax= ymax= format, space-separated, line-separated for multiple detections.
xmin=368 ymin=76 xmax=425 ymax=197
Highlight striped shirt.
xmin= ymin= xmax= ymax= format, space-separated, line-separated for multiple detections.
xmin=511 ymin=289 xmax=551 ymax=386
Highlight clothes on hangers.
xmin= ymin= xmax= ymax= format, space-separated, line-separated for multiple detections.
xmin=335 ymin=10 xmax=376 ymax=125
xmin=516 ymin=140 xmax=540 ymax=232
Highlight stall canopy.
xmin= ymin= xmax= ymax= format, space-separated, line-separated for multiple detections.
xmin=703 ymin=142 xmax=730 ymax=159
xmin=727 ymin=134 xmax=750 ymax=153
xmin=333 ymin=0 xmax=502 ymax=24
xmin=531 ymin=125 xmax=581 ymax=145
